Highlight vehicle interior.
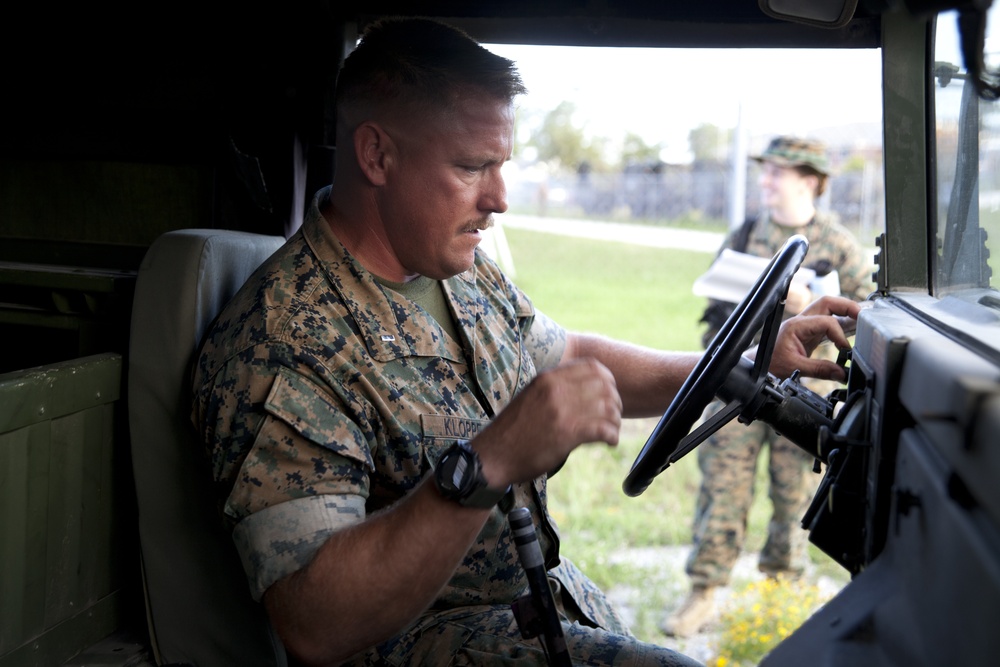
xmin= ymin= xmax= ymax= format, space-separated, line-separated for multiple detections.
xmin=1 ymin=1 xmax=997 ymax=666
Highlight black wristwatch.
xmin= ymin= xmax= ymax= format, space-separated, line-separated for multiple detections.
xmin=434 ymin=441 xmax=512 ymax=509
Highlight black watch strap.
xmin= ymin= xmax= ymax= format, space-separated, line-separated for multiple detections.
xmin=434 ymin=441 xmax=512 ymax=509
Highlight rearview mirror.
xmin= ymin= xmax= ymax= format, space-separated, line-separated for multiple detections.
xmin=758 ymin=0 xmax=859 ymax=28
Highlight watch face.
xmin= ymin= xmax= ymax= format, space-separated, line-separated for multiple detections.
xmin=435 ymin=442 xmax=511 ymax=509
xmin=437 ymin=444 xmax=473 ymax=496
xmin=443 ymin=449 xmax=470 ymax=492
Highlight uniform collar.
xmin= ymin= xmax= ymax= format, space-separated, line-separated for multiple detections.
xmin=301 ymin=187 xmax=478 ymax=363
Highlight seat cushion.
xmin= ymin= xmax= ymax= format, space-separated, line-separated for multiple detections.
xmin=128 ymin=229 xmax=286 ymax=667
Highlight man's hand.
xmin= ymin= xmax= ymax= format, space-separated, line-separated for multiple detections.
xmin=769 ymin=295 xmax=863 ymax=382
xmin=473 ymin=358 xmax=623 ymax=488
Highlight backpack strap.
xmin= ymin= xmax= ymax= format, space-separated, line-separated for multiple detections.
xmin=732 ymin=216 xmax=758 ymax=253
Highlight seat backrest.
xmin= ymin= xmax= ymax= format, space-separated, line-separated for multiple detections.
xmin=128 ymin=229 xmax=287 ymax=667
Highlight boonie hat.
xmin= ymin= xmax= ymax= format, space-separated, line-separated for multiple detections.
xmin=752 ymin=136 xmax=830 ymax=176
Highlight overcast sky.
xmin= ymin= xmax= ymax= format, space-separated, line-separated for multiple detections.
xmin=485 ymin=43 xmax=885 ymax=163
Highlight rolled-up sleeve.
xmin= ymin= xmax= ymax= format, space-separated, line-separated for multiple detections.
xmin=222 ymin=365 xmax=378 ymax=599
xmin=523 ymin=308 xmax=567 ymax=372
xmin=232 ymin=493 xmax=366 ymax=600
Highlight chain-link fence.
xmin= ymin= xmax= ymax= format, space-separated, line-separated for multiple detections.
xmin=507 ymin=159 xmax=884 ymax=242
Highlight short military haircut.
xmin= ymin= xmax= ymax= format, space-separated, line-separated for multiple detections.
xmin=335 ymin=17 xmax=527 ymax=127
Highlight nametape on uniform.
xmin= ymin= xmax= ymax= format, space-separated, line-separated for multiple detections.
xmin=421 ymin=414 xmax=490 ymax=441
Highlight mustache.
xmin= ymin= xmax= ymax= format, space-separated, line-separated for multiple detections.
xmin=464 ymin=217 xmax=494 ymax=233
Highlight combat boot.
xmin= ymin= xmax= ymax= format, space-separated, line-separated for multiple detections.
xmin=660 ymin=585 xmax=717 ymax=637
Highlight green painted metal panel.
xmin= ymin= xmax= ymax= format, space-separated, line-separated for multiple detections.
xmin=79 ymin=406 xmax=118 ymax=602
xmin=0 ymin=354 xmax=121 ymax=435
xmin=0 ymin=427 xmax=31 ymax=648
xmin=45 ymin=412 xmax=86 ymax=627
xmin=0 ymin=593 xmax=123 ymax=667
xmin=0 ymin=263 xmax=135 ymax=293
xmin=0 ymin=354 xmax=128 ymax=665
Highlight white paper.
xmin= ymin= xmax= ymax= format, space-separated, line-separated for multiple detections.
xmin=809 ymin=269 xmax=841 ymax=297
xmin=692 ymin=249 xmax=828 ymax=303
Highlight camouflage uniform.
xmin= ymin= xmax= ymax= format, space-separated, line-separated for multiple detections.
xmin=192 ymin=186 xmax=702 ymax=666
xmin=687 ymin=208 xmax=873 ymax=588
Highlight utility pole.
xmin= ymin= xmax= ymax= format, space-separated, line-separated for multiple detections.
xmin=728 ymin=104 xmax=748 ymax=230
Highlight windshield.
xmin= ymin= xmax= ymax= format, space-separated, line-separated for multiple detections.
xmin=933 ymin=7 xmax=1000 ymax=295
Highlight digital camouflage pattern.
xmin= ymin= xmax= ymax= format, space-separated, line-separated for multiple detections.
xmin=751 ymin=135 xmax=831 ymax=175
xmin=687 ymin=404 xmax=817 ymax=588
xmin=357 ymin=558 xmax=700 ymax=666
xmin=738 ymin=209 xmax=872 ymax=302
xmin=192 ymin=187 xmax=702 ymax=666
xmin=689 ymin=209 xmax=873 ymax=588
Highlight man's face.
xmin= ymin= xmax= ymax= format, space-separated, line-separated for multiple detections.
xmin=758 ymin=161 xmax=816 ymax=214
xmin=377 ymin=96 xmax=514 ymax=281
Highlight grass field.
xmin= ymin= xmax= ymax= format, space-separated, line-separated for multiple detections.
xmin=503 ymin=226 xmax=713 ymax=351
xmin=499 ymin=225 xmax=849 ymax=645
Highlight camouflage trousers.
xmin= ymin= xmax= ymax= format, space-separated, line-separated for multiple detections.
xmin=685 ymin=403 xmax=819 ymax=589
xmin=344 ymin=558 xmax=704 ymax=666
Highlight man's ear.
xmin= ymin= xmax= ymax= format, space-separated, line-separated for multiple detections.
xmin=354 ymin=121 xmax=393 ymax=186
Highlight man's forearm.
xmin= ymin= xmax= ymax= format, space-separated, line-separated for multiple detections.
xmin=562 ymin=332 xmax=699 ymax=418
xmin=263 ymin=478 xmax=490 ymax=666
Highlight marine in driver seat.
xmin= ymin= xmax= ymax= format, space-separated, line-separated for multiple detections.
xmin=191 ymin=17 xmax=860 ymax=667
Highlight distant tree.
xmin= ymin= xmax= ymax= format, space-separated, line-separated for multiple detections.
xmin=689 ymin=123 xmax=732 ymax=164
xmin=512 ymin=107 xmax=538 ymax=160
xmin=840 ymin=154 xmax=869 ymax=172
xmin=529 ymin=101 xmax=609 ymax=170
xmin=621 ymin=131 xmax=664 ymax=168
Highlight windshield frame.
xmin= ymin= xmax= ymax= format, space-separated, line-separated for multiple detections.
xmin=880 ymin=7 xmax=1000 ymax=358
xmin=880 ymin=10 xmax=933 ymax=294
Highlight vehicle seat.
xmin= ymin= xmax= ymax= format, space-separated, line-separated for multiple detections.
xmin=128 ymin=229 xmax=287 ymax=667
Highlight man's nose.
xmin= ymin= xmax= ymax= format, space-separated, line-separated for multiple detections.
xmin=481 ymin=173 xmax=508 ymax=214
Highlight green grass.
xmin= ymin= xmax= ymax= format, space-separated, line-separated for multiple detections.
xmin=503 ymin=227 xmax=713 ymax=351
xmin=502 ymin=224 xmax=711 ymax=548
xmin=501 ymin=226 xmax=850 ymax=644
xmin=507 ymin=204 xmax=732 ymax=235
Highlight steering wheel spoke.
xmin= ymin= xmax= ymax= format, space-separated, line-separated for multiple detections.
xmin=668 ymin=400 xmax=742 ymax=466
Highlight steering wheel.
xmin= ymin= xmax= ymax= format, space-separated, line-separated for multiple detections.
xmin=622 ymin=235 xmax=809 ymax=497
